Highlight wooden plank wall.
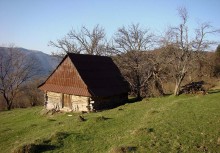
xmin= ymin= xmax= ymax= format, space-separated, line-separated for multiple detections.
xmin=47 ymin=92 xmax=62 ymax=109
xmin=71 ymin=95 xmax=89 ymax=111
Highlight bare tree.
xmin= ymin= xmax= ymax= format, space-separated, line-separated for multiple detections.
xmin=214 ymin=45 xmax=220 ymax=76
xmin=0 ymin=47 xmax=40 ymax=110
xmin=114 ymin=24 xmax=158 ymax=99
xmin=161 ymin=7 xmax=220 ymax=95
xmin=49 ymin=25 xmax=111 ymax=56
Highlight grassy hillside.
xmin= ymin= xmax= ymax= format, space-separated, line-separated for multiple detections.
xmin=0 ymin=92 xmax=220 ymax=153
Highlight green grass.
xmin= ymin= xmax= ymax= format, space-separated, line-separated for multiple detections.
xmin=0 ymin=92 xmax=220 ymax=153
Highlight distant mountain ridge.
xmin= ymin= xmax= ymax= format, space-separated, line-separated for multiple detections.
xmin=0 ymin=47 xmax=60 ymax=76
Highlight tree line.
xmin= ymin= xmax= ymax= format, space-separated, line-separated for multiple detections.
xmin=49 ymin=7 xmax=220 ymax=99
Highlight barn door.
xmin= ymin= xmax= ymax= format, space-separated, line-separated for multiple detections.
xmin=63 ymin=94 xmax=71 ymax=108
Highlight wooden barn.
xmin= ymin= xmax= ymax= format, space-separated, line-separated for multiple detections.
xmin=38 ymin=53 xmax=129 ymax=112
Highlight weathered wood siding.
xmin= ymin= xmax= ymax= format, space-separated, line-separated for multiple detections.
xmin=44 ymin=57 xmax=90 ymax=96
xmin=71 ymin=95 xmax=90 ymax=111
xmin=46 ymin=91 xmax=90 ymax=112
xmin=47 ymin=92 xmax=62 ymax=109
xmin=46 ymin=92 xmax=127 ymax=112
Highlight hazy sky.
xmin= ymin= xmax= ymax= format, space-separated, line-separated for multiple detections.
xmin=0 ymin=0 xmax=219 ymax=54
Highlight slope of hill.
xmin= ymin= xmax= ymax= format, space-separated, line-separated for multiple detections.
xmin=0 ymin=47 xmax=60 ymax=76
xmin=0 ymin=92 xmax=219 ymax=152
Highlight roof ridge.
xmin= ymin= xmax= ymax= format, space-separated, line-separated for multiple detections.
xmin=67 ymin=53 xmax=110 ymax=58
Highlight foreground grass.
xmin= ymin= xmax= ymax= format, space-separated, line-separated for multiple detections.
xmin=0 ymin=93 xmax=220 ymax=153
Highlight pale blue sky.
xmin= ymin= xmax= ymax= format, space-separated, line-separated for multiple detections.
xmin=0 ymin=0 xmax=219 ymax=54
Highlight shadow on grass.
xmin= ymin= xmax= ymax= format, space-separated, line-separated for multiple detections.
xmin=163 ymin=93 xmax=173 ymax=97
xmin=95 ymin=116 xmax=112 ymax=122
xmin=127 ymin=94 xmax=173 ymax=104
xmin=127 ymin=97 xmax=142 ymax=104
xmin=207 ymin=89 xmax=220 ymax=94
xmin=13 ymin=143 xmax=57 ymax=153
xmin=110 ymin=146 xmax=137 ymax=153
xmin=13 ymin=132 xmax=71 ymax=153
xmin=31 ymin=144 xmax=57 ymax=153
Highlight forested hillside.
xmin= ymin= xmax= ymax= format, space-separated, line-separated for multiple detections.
xmin=0 ymin=47 xmax=60 ymax=76
xmin=0 ymin=47 xmax=60 ymax=110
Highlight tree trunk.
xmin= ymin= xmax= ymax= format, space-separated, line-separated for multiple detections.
xmin=135 ymin=72 xmax=142 ymax=101
xmin=155 ymin=80 xmax=164 ymax=96
xmin=136 ymin=88 xmax=141 ymax=100
xmin=174 ymin=81 xmax=181 ymax=96
xmin=3 ymin=94 xmax=12 ymax=110
xmin=7 ymin=104 xmax=12 ymax=110
xmin=174 ymin=73 xmax=185 ymax=96
xmin=6 ymin=100 xmax=12 ymax=110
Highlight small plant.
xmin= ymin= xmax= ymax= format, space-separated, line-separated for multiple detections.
xmin=78 ymin=115 xmax=86 ymax=122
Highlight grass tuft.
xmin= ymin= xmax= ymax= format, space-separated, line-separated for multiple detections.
xmin=78 ymin=115 xmax=86 ymax=122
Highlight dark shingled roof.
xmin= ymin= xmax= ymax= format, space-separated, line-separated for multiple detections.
xmin=39 ymin=53 xmax=129 ymax=97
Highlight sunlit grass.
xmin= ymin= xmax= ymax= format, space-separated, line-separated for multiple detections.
xmin=0 ymin=92 xmax=220 ymax=152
